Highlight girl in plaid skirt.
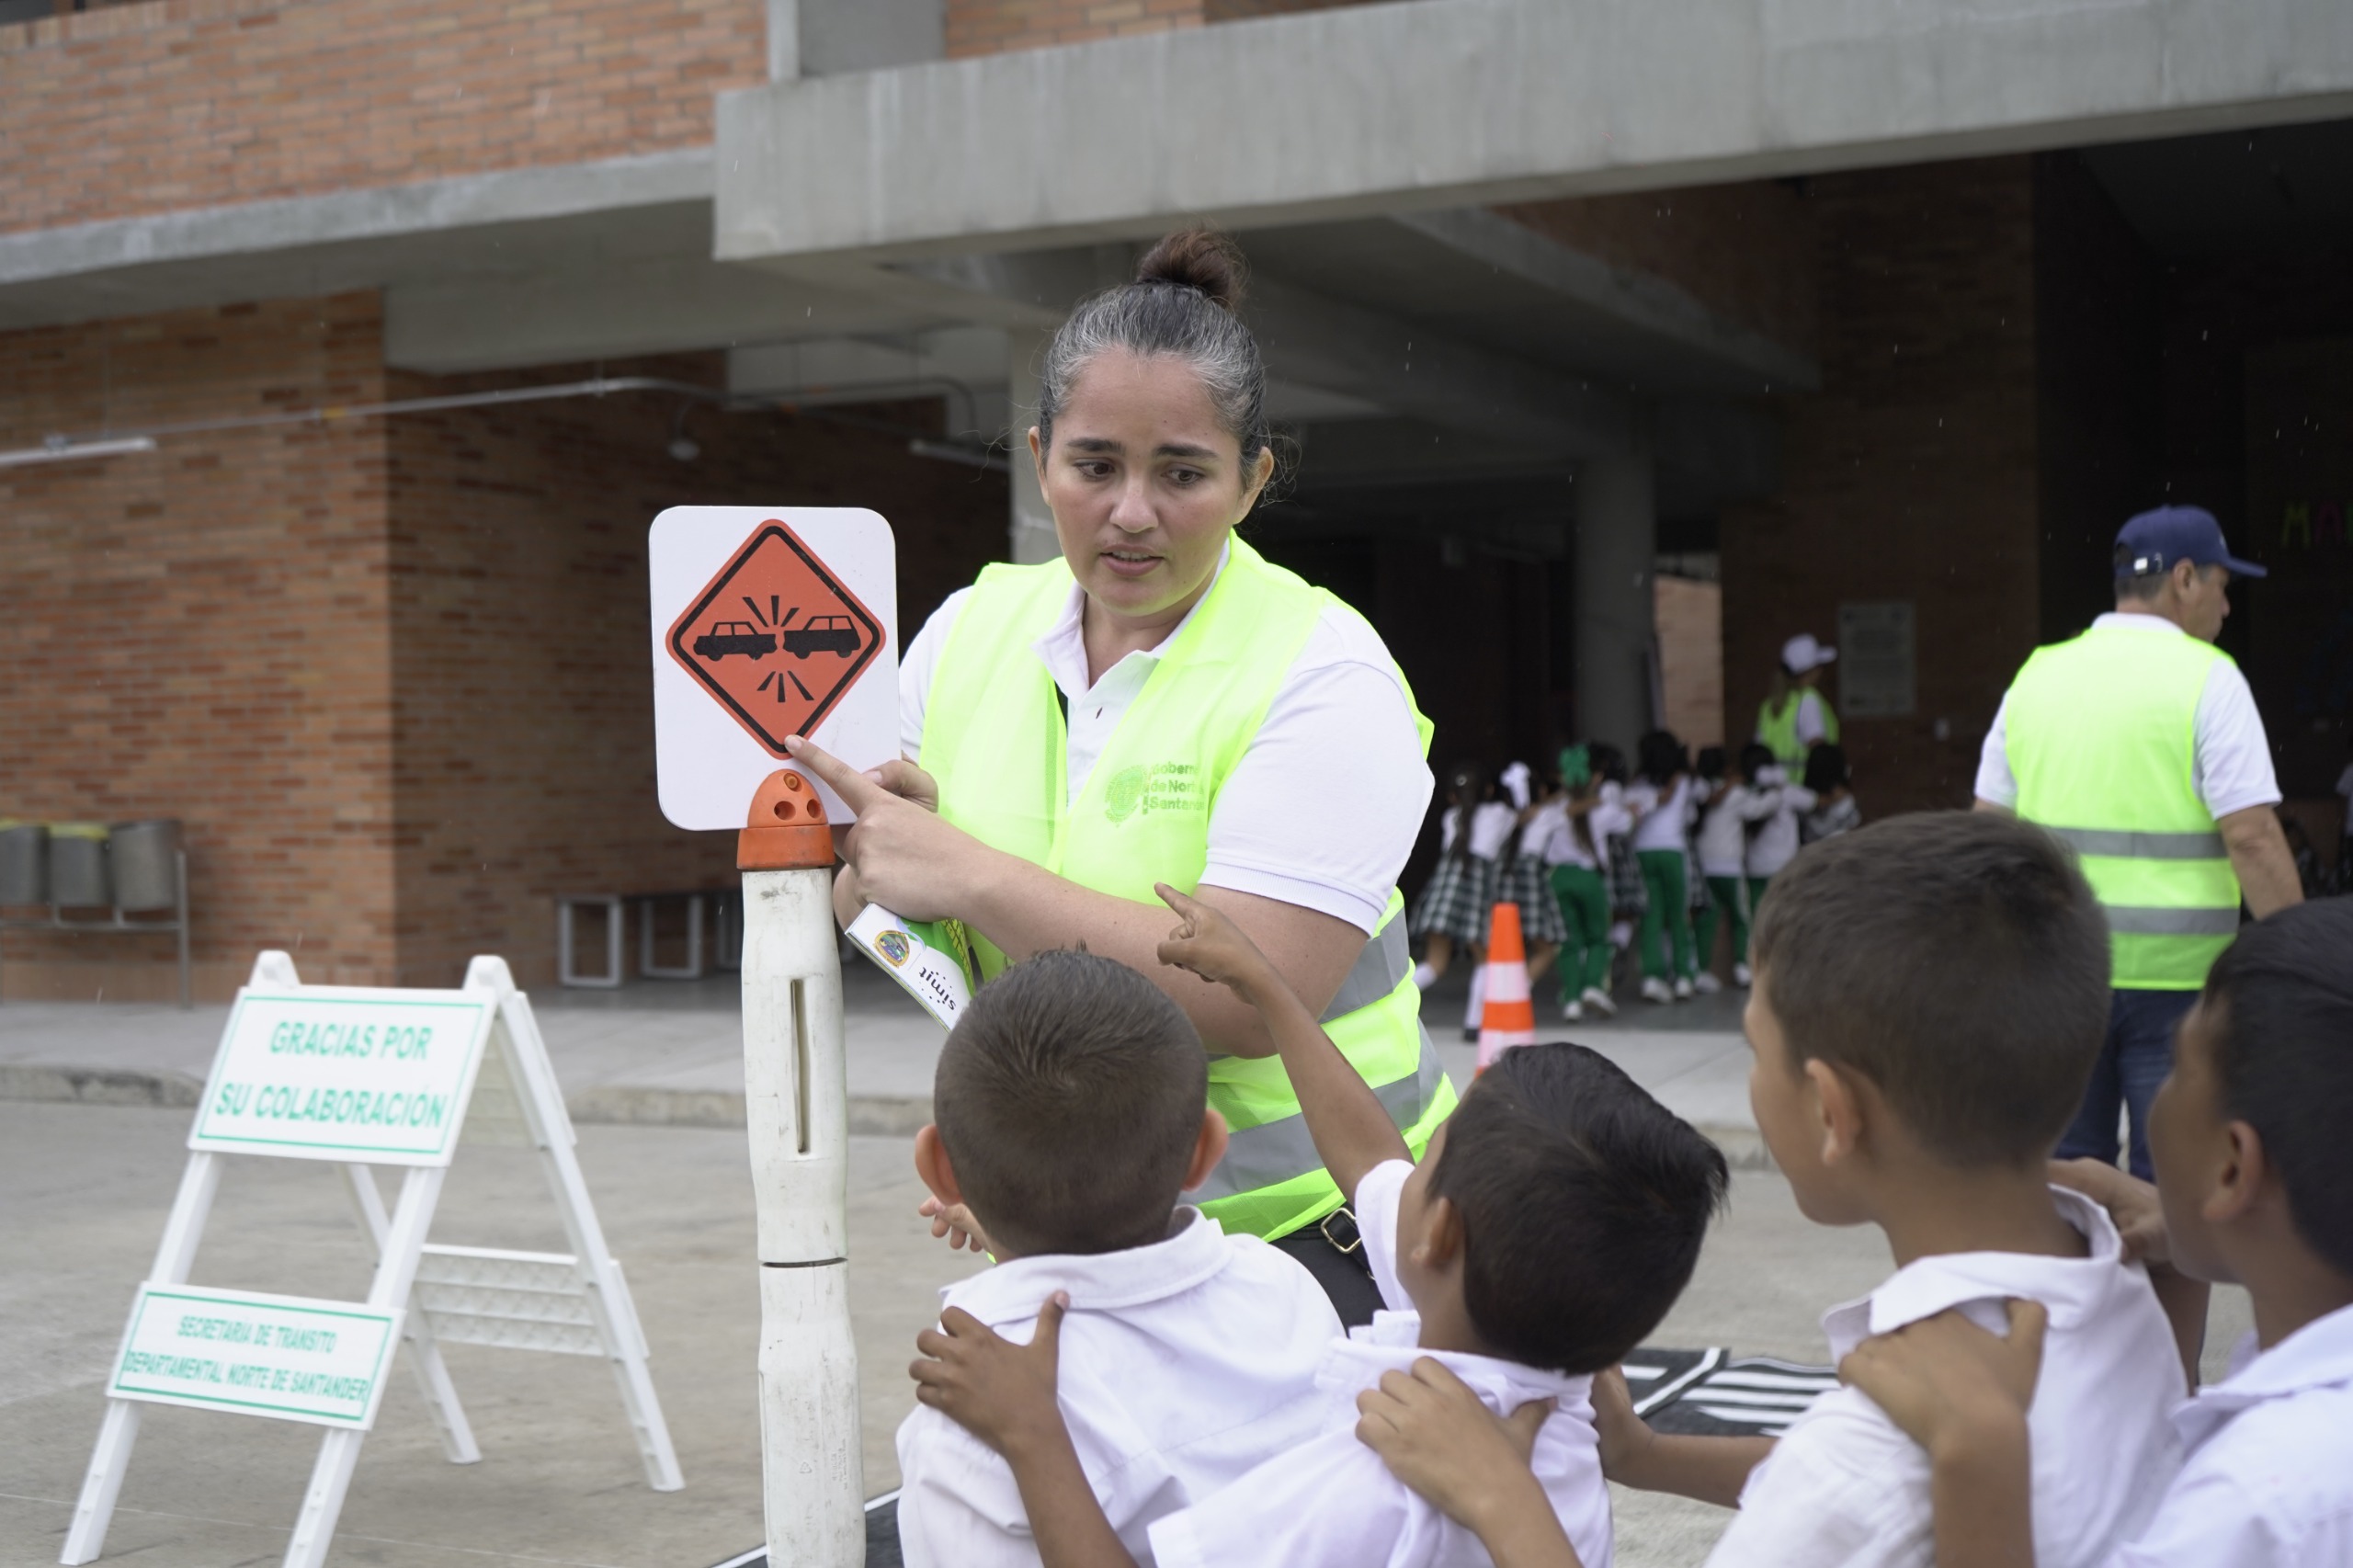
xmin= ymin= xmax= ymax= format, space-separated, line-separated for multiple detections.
xmin=1496 ymin=764 xmax=1568 ymax=1001
xmin=1412 ymin=761 xmax=1515 ymax=1035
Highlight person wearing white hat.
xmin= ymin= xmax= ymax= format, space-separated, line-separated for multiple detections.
xmin=1756 ymin=632 xmax=1841 ymax=769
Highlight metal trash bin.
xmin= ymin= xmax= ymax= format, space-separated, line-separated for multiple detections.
xmin=0 ymin=822 xmax=48 ymax=906
xmin=109 ymin=820 xmax=182 ymax=913
xmin=50 ymin=823 xmax=111 ymax=908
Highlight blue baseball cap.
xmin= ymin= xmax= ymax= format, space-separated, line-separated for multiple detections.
xmin=2114 ymin=505 xmax=2266 ymax=579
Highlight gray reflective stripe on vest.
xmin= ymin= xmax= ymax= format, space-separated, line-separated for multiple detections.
xmin=2049 ymin=827 xmax=2227 ymax=861
xmin=1191 ymin=1022 xmax=1446 ymax=1203
xmin=2104 ymin=905 xmax=2242 ymax=937
xmin=1320 ymin=913 xmax=1412 ymax=1024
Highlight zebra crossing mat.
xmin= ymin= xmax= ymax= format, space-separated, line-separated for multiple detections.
xmin=1629 ymin=1346 xmax=1841 ymax=1437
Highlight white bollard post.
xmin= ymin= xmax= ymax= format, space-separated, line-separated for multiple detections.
xmin=738 ymin=768 xmax=864 ymax=1567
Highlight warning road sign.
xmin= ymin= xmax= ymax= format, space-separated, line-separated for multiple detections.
xmin=649 ymin=507 xmax=897 ymax=831
xmin=665 ymin=522 xmax=884 ymax=753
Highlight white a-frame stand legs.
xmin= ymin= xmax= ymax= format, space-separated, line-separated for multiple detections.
xmin=63 ymin=951 xmax=678 ymax=1568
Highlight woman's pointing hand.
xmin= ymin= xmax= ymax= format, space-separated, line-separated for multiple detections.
xmin=787 ymin=734 xmax=987 ymax=922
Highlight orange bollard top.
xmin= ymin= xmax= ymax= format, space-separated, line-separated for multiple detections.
xmin=738 ymin=768 xmax=835 ymax=871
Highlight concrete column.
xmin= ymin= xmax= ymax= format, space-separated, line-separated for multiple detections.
xmin=767 ymin=0 xmax=800 ymax=79
xmin=1574 ymin=448 xmax=1658 ymax=748
xmin=1007 ymin=325 xmax=1060 ymax=564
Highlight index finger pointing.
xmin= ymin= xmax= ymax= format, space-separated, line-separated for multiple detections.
xmin=784 ymin=734 xmax=888 ymax=815
xmin=1154 ymin=882 xmax=1203 ymax=918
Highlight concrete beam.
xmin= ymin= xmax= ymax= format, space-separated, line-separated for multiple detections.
xmin=1249 ymin=276 xmax=1633 ymax=460
xmin=0 ymin=151 xmax=715 ymax=332
xmin=715 ymin=0 xmax=2353 ymax=264
xmin=1392 ymin=208 xmax=1821 ymax=393
xmin=383 ymin=258 xmax=920 ymax=374
xmin=826 ymin=243 xmax=1640 ymax=459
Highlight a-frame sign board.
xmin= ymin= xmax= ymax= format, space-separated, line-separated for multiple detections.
xmin=62 ymin=952 xmax=682 ymax=1568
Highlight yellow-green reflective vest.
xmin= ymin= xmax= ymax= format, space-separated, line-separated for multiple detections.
xmin=919 ymin=538 xmax=1456 ymax=1241
xmin=2005 ymin=624 xmax=2243 ymax=990
xmin=1756 ymin=690 xmax=1839 ymax=768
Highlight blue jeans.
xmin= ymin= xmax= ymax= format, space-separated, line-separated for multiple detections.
xmin=2055 ymin=988 xmax=2197 ymax=1180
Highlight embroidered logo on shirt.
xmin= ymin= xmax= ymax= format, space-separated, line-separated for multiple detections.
xmin=1104 ymin=763 xmax=1201 ymax=824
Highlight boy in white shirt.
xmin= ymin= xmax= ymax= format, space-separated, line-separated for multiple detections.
xmin=1594 ymin=814 xmax=2184 ymax=1568
xmin=1742 ymin=748 xmax=1815 ymax=893
xmin=893 ymin=949 xmax=1342 ymax=1568
xmin=1691 ymin=746 xmax=1776 ymax=989
xmin=1836 ymin=896 xmax=2353 ymax=1568
xmin=910 ymin=884 xmax=1731 ymax=1568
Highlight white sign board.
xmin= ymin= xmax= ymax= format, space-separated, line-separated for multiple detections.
xmin=112 ymin=1284 xmax=401 ymax=1430
xmin=64 ymin=953 xmax=680 ymax=1568
xmin=191 ymin=990 xmax=494 ymax=1165
xmin=649 ymin=506 xmax=899 ymax=830
xmin=1837 ymin=601 xmax=1918 ymax=719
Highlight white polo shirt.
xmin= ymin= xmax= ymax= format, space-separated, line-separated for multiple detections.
xmin=1744 ymin=770 xmax=1815 ymax=879
xmin=1975 ymin=614 xmax=2281 ymax=819
xmin=1145 ymin=1160 xmax=1613 ymax=1568
xmin=894 ymin=1207 xmax=1340 ymax=1568
xmin=1705 ymin=1187 xmax=2182 ymax=1568
xmin=2113 ymin=1301 xmax=2353 ymax=1567
xmin=1695 ymin=784 xmax=1776 ymax=879
xmin=1436 ymin=800 xmax=1519 ymax=863
xmin=901 ymin=551 xmax=1433 ymax=935
xmin=1628 ymin=776 xmax=1695 ymax=854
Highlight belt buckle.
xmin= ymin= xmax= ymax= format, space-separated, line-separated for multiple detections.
xmin=1319 ymin=1206 xmax=1362 ymax=1256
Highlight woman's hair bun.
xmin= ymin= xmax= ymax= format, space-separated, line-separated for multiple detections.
xmin=1135 ymin=228 xmax=1248 ymax=312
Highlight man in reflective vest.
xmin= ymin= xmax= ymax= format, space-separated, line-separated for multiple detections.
xmin=1980 ymin=507 xmax=2302 ymax=1368
xmin=1979 ymin=506 xmax=2301 ymax=1185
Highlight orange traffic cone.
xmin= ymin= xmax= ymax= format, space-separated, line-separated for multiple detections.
xmin=1476 ymin=902 xmax=1537 ymax=1071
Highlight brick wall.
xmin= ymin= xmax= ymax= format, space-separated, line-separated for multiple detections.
xmin=1499 ymin=179 xmax=1821 ymax=368
xmin=0 ymin=293 xmax=396 ymax=1000
xmin=384 ymin=368 xmax=1007 ymax=990
xmin=1 ymin=302 xmax=1007 ymax=1001
xmin=945 ymin=0 xmax=1381 ymax=57
xmin=1721 ymin=157 xmax=2040 ymax=815
xmin=1 ymin=0 xmax=766 ymax=234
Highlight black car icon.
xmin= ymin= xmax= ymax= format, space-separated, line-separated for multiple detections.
xmin=783 ymin=615 xmax=861 ymax=658
xmin=693 ymin=620 xmax=778 ymax=661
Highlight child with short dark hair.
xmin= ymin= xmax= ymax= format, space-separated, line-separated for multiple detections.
xmin=1691 ymin=744 xmax=1774 ymax=988
xmin=895 ymin=948 xmax=1344 ymax=1568
xmin=1344 ymin=814 xmax=2198 ymax=1568
xmin=1799 ymin=742 xmax=1859 ymax=843
xmin=910 ymin=887 xmax=1729 ymax=1568
xmin=1594 ymin=812 xmax=2183 ymax=1567
xmin=1630 ymin=730 xmax=1699 ymax=1003
xmin=1836 ymin=895 xmax=2353 ymax=1568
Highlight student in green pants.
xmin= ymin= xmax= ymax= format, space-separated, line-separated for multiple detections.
xmin=1630 ymin=730 xmax=1699 ymax=1002
xmin=1692 ymin=744 xmax=1779 ymax=986
xmin=1527 ymin=745 xmax=1619 ymax=1021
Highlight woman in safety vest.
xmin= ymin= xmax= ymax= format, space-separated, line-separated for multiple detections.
xmin=785 ymin=230 xmax=1450 ymax=1324
xmin=1754 ymin=631 xmax=1841 ymax=768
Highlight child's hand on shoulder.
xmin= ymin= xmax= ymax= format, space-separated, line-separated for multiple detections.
xmin=910 ymin=1292 xmax=1072 ymax=1461
xmin=1154 ymin=884 xmax=1279 ymax=1004
xmin=916 ymin=1195 xmax=995 ymax=1256
xmin=1838 ymin=1299 xmax=2047 ymax=1461
xmin=1590 ymin=1365 xmax=1659 ymax=1483
xmin=2049 ymin=1157 xmax=2168 ymax=1264
xmin=1357 ymin=1357 xmax=1556 ymax=1534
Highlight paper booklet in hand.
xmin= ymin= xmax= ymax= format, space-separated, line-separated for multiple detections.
xmin=846 ymin=903 xmax=976 ymax=1030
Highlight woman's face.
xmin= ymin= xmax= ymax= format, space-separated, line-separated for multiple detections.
xmin=1032 ymin=347 xmax=1271 ymax=623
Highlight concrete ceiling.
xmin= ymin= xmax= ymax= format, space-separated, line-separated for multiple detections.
xmin=2081 ymin=114 xmax=2353 ymax=261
